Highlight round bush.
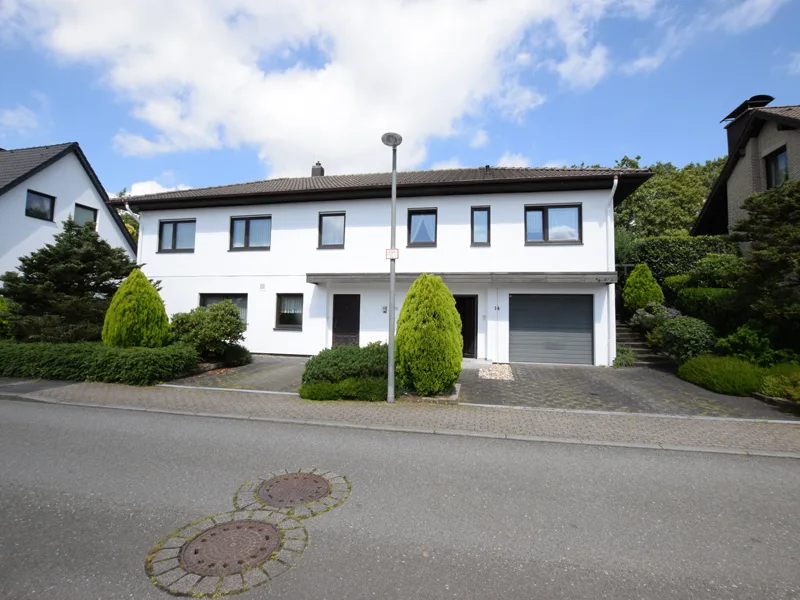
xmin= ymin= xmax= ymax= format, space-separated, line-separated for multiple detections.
xmin=678 ymin=355 xmax=765 ymax=396
xmin=102 ymin=269 xmax=170 ymax=348
xmin=660 ymin=316 xmax=716 ymax=363
xmin=171 ymin=300 xmax=246 ymax=359
xmin=222 ymin=343 xmax=252 ymax=367
xmin=395 ymin=274 xmax=462 ymax=396
xmin=302 ymin=342 xmax=387 ymax=384
xmin=622 ymin=264 xmax=664 ymax=313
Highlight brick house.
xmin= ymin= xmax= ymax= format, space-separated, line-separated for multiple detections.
xmin=693 ymin=95 xmax=799 ymax=235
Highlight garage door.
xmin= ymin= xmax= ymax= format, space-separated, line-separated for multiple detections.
xmin=509 ymin=295 xmax=593 ymax=364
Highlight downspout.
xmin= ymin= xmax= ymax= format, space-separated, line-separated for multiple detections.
xmin=607 ymin=176 xmax=619 ymax=366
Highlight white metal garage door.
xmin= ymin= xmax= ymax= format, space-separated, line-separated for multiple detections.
xmin=509 ymin=294 xmax=594 ymax=364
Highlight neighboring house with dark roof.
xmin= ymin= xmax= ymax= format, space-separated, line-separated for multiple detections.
xmin=693 ymin=95 xmax=799 ymax=235
xmin=0 ymin=142 xmax=137 ymax=278
xmin=117 ymin=163 xmax=651 ymax=365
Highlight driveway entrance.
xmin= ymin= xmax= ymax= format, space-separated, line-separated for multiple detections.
xmin=171 ymin=355 xmax=307 ymax=393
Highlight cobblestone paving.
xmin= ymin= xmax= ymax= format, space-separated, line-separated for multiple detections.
xmin=171 ymin=355 xmax=307 ymax=392
xmin=6 ymin=380 xmax=800 ymax=454
xmin=458 ymin=364 xmax=799 ymax=420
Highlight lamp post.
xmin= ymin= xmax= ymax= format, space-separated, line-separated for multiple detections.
xmin=381 ymin=132 xmax=402 ymax=403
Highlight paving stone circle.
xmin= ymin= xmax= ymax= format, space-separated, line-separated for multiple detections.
xmin=145 ymin=509 xmax=307 ymax=597
xmin=234 ymin=468 xmax=351 ymax=519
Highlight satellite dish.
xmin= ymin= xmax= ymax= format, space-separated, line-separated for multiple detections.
xmin=381 ymin=132 xmax=403 ymax=148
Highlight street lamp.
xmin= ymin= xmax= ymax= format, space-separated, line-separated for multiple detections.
xmin=381 ymin=132 xmax=402 ymax=403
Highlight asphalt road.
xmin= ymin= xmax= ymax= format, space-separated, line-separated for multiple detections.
xmin=1 ymin=398 xmax=798 ymax=600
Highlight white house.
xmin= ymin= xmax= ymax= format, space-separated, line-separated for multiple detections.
xmin=124 ymin=164 xmax=651 ymax=366
xmin=0 ymin=143 xmax=137 ymax=277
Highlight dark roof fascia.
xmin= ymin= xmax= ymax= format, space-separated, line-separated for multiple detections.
xmin=307 ymin=271 xmax=618 ymax=285
xmin=125 ymin=172 xmax=651 ymax=212
xmin=0 ymin=142 xmax=77 ymax=197
xmin=69 ymin=145 xmax=138 ymax=256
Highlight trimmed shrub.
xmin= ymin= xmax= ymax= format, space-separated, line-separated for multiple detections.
xmin=395 ymin=274 xmax=462 ymax=396
xmin=102 ymin=269 xmax=170 ymax=348
xmin=663 ymin=274 xmax=691 ymax=304
xmin=299 ymin=377 xmax=387 ymax=402
xmin=302 ymin=342 xmax=388 ymax=384
xmin=678 ymin=355 xmax=766 ymax=396
xmin=645 ymin=327 xmax=664 ymax=350
xmin=0 ymin=341 xmax=198 ymax=386
xmin=660 ymin=316 xmax=716 ymax=363
xmin=761 ymin=365 xmax=800 ymax=402
xmin=630 ymin=302 xmax=680 ymax=332
xmin=171 ymin=300 xmax=246 ymax=359
xmin=675 ymin=287 xmax=738 ymax=333
xmin=623 ymin=264 xmax=664 ymax=313
xmin=633 ymin=235 xmax=738 ymax=284
xmin=715 ymin=325 xmax=775 ymax=367
xmin=222 ymin=343 xmax=252 ymax=367
xmin=688 ymin=253 xmax=745 ymax=288
xmin=613 ymin=344 xmax=637 ymax=368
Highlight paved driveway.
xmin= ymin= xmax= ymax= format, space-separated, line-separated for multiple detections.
xmin=171 ymin=355 xmax=307 ymax=393
xmin=458 ymin=363 xmax=799 ymax=420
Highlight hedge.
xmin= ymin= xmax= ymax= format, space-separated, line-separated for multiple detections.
xmin=678 ymin=356 xmax=767 ymax=396
xmin=0 ymin=341 xmax=198 ymax=386
xmin=633 ymin=236 xmax=738 ymax=284
xmin=675 ymin=287 xmax=738 ymax=333
xmin=299 ymin=377 xmax=387 ymax=401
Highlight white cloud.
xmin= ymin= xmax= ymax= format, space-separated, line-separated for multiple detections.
xmin=787 ymin=52 xmax=800 ymax=75
xmin=0 ymin=104 xmax=38 ymax=134
xmin=714 ymin=0 xmax=790 ymax=33
xmin=430 ymin=157 xmax=465 ymax=170
xmin=469 ymin=129 xmax=489 ymax=149
xmin=0 ymin=1 xmax=669 ymax=175
xmin=129 ymin=180 xmax=191 ymax=196
xmin=497 ymin=151 xmax=530 ymax=168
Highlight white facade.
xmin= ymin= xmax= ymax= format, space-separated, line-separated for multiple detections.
xmin=138 ymin=187 xmax=618 ymax=366
xmin=0 ymin=152 xmax=135 ymax=277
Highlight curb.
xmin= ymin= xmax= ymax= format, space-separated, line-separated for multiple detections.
xmin=2 ymin=392 xmax=799 ymax=459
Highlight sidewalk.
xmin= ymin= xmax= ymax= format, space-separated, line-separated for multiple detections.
xmin=2 ymin=379 xmax=800 ymax=457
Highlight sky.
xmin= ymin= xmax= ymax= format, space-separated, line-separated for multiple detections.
xmin=0 ymin=0 xmax=798 ymax=197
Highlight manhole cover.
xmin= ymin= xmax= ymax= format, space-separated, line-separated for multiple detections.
xmin=180 ymin=521 xmax=281 ymax=576
xmin=257 ymin=473 xmax=331 ymax=508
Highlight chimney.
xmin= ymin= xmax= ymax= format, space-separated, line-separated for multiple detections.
xmin=311 ymin=161 xmax=324 ymax=177
xmin=722 ymin=94 xmax=774 ymax=154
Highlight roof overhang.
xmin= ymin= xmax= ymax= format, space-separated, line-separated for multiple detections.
xmin=306 ymin=272 xmax=617 ymax=285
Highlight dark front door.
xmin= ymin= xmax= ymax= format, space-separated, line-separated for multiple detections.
xmin=454 ymin=295 xmax=478 ymax=359
xmin=333 ymin=294 xmax=360 ymax=347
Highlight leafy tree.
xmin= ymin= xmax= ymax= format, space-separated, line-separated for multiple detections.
xmin=622 ymin=263 xmax=664 ymax=313
xmin=395 ymin=274 xmax=462 ymax=396
xmin=102 ymin=268 xmax=171 ymax=348
xmin=616 ymin=157 xmax=726 ymax=238
xmin=1 ymin=219 xmax=138 ymax=342
xmin=0 ymin=296 xmax=10 ymax=339
xmin=731 ymin=180 xmax=800 ymax=350
xmin=614 ymin=227 xmax=637 ymax=264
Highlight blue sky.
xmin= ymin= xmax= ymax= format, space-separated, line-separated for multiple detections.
xmin=0 ymin=0 xmax=798 ymax=196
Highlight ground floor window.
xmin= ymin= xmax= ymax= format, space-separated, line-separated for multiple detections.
xmin=199 ymin=293 xmax=248 ymax=322
xmin=276 ymin=293 xmax=303 ymax=330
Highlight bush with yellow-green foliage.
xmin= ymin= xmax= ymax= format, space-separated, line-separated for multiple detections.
xmin=395 ymin=274 xmax=462 ymax=396
xmin=622 ymin=263 xmax=664 ymax=313
xmin=102 ymin=269 xmax=170 ymax=348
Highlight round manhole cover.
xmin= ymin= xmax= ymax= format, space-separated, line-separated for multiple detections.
xmin=257 ymin=473 xmax=331 ymax=508
xmin=180 ymin=521 xmax=281 ymax=576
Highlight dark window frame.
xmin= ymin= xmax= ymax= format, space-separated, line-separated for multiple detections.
xmin=158 ymin=219 xmax=196 ymax=253
xmin=524 ymin=204 xmax=583 ymax=245
xmin=765 ymin=146 xmax=789 ymax=189
xmin=318 ymin=211 xmax=346 ymax=249
xmin=275 ymin=293 xmax=304 ymax=331
xmin=407 ymin=208 xmax=438 ymax=248
xmin=25 ymin=189 xmax=56 ymax=222
xmin=229 ymin=215 xmax=271 ymax=251
xmin=74 ymin=203 xmax=98 ymax=229
xmin=471 ymin=206 xmax=491 ymax=247
xmin=199 ymin=293 xmax=249 ymax=323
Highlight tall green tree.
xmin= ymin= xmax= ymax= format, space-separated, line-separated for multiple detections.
xmin=0 ymin=219 xmax=138 ymax=342
xmin=102 ymin=268 xmax=170 ymax=348
xmin=615 ymin=156 xmax=726 ymax=237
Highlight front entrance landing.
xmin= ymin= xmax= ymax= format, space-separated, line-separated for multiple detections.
xmin=458 ymin=363 xmax=799 ymax=420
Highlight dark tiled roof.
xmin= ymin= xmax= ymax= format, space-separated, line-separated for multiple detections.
xmin=755 ymin=105 xmax=800 ymax=122
xmin=127 ymin=166 xmax=652 ymax=202
xmin=0 ymin=142 xmax=75 ymax=195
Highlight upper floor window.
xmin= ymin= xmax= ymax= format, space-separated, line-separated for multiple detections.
xmin=74 ymin=204 xmax=97 ymax=228
xmin=408 ymin=208 xmax=437 ymax=247
xmin=159 ymin=220 xmax=196 ymax=252
xmin=319 ymin=212 xmax=345 ymax=249
xmin=200 ymin=293 xmax=248 ymax=322
xmin=766 ymin=147 xmax=789 ymax=189
xmin=25 ymin=190 xmax=55 ymax=221
xmin=276 ymin=293 xmax=303 ymax=330
xmin=231 ymin=216 xmax=271 ymax=250
xmin=471 ymin=206 xmax=490 ymax=246
xmin=525 ymin=205 xmax=582 ymax=244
